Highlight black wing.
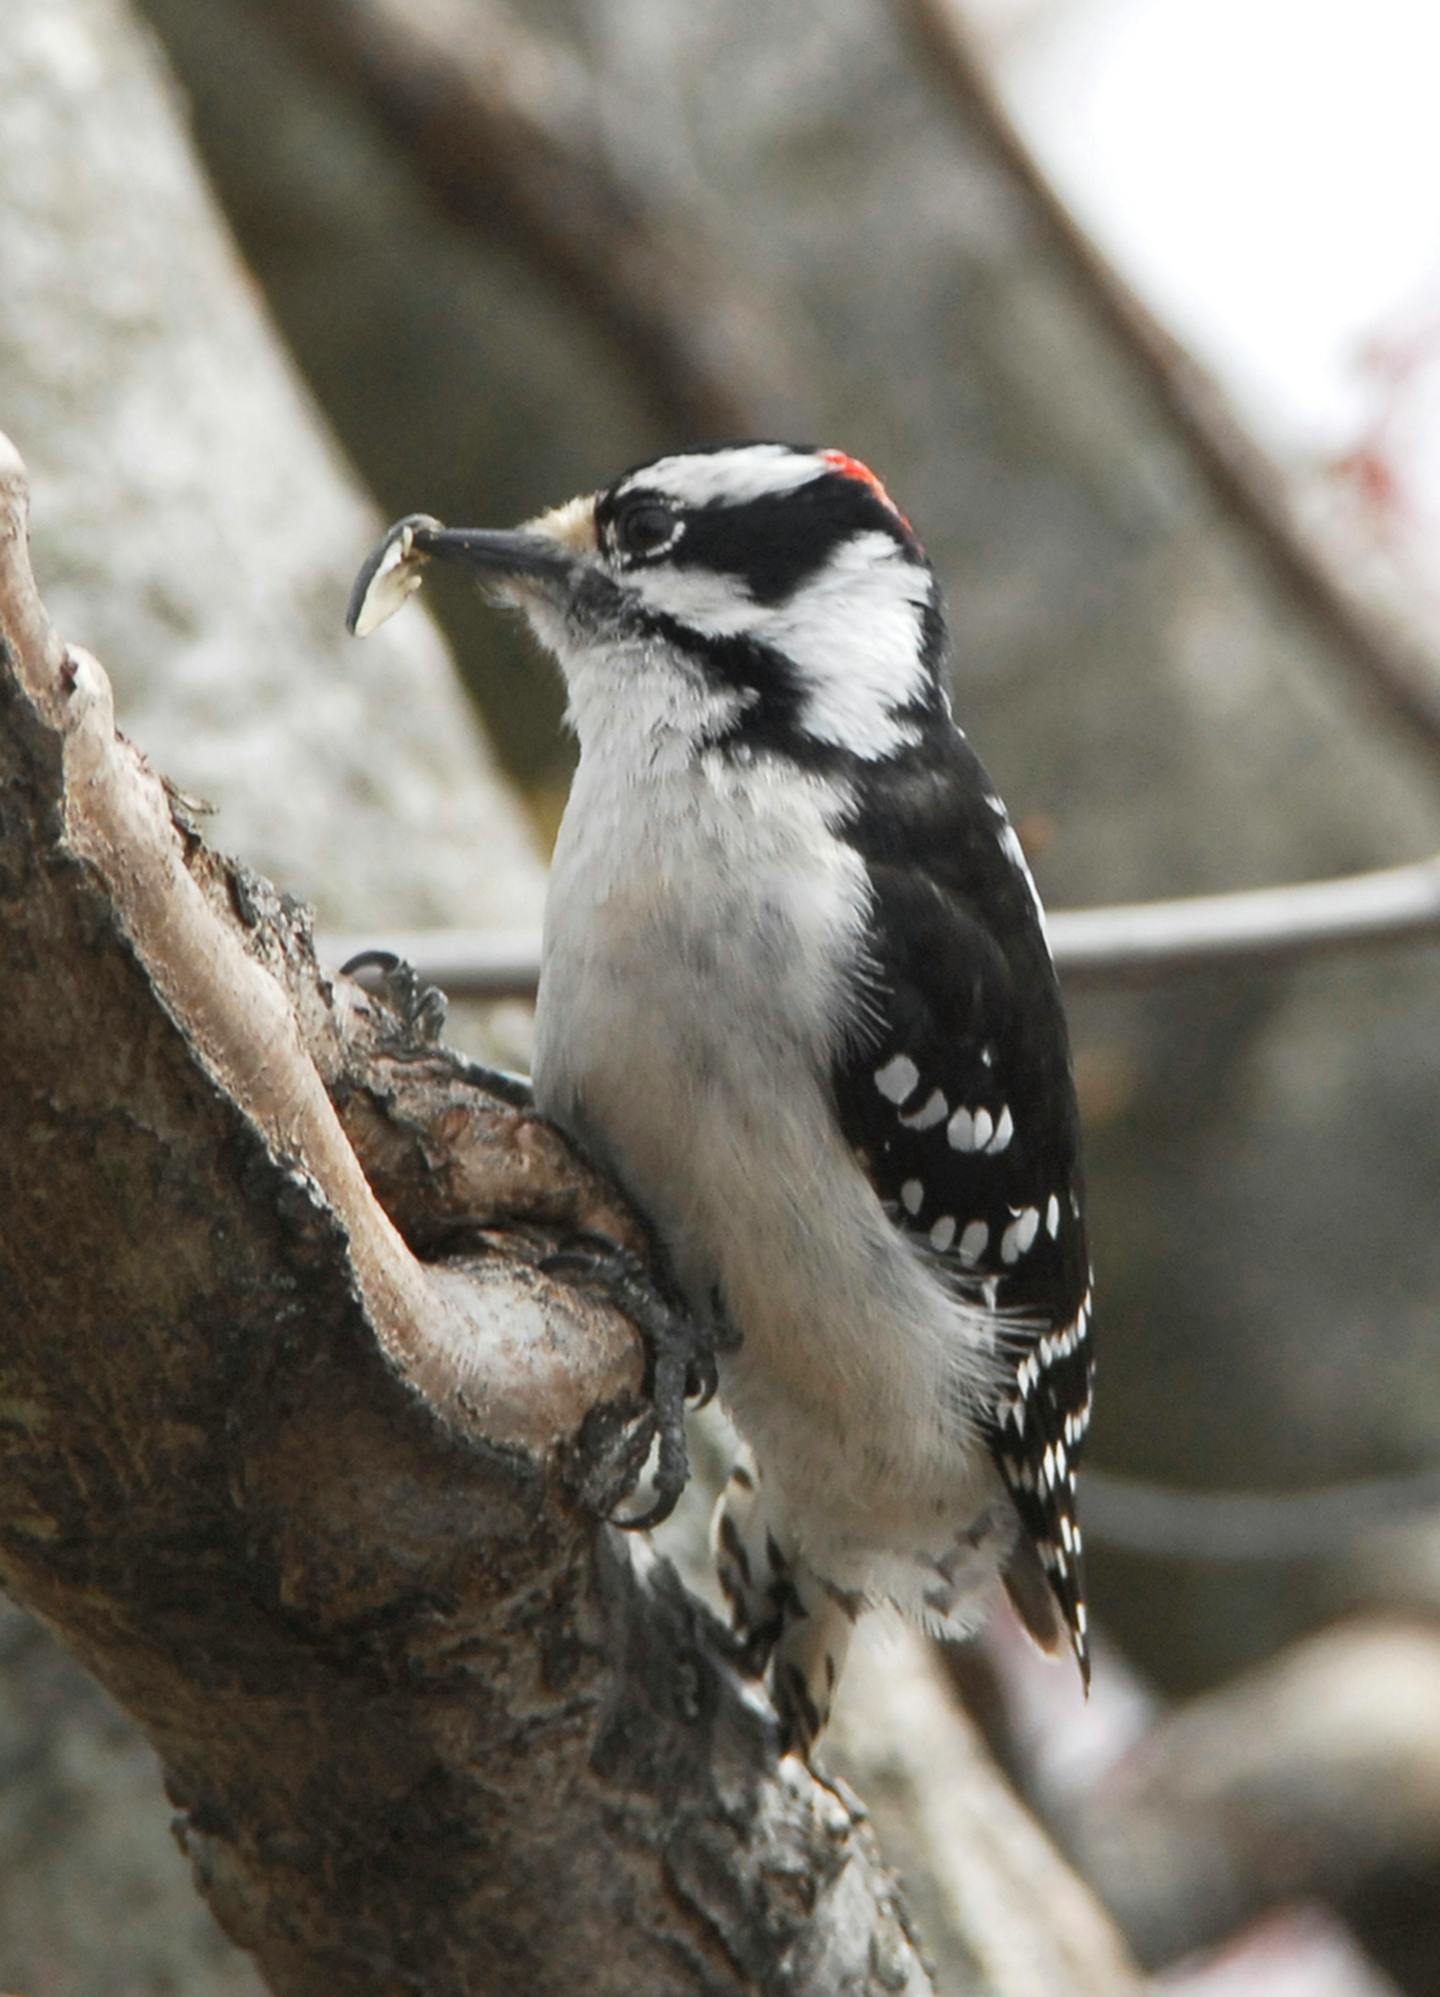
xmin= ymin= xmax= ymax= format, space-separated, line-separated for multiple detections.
xmin=833 ymin=738 xmax=1094 ymax=1679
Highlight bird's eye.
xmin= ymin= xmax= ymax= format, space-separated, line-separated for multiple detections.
xmin=615 ymin=502 xmax=679 ymax=559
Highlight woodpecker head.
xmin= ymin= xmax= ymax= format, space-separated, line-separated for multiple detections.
xmin=348 ymin=442 xmax=948 ymax=766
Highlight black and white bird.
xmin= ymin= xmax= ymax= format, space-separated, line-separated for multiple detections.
xmin=348 ymin=442 xmax=1095 ymax=1755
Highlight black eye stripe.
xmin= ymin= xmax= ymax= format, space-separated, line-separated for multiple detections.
xmin=598 ymin=465 xmax=919 ymax=596
xmin=668 ymin=487 xmax=913 ymax=603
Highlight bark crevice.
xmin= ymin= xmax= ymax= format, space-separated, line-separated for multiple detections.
xmin=0 ymin=432 xmax=937 ymax=1995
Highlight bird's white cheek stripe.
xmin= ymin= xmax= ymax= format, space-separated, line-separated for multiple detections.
xmin=626 ymin=564 xmax=765 ymax=632
xmin=627 ymin=532 xmax=932 ymax=760
xmin=775 ymin=534 xmax=931 ymax=756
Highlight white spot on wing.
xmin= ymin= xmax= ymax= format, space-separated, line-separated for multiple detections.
xmin=958 ymin=1219 xmax=988 ymax=1265
xmin=947 ymin=1106 xmax=981 ymax=1151
xmin=1001 ymin=1207 xmax=1041 ymax=1263
xmin=986 ymin=1105 xmax=1014 ymax=1153
xmin=901 ymin=1179 xmax=924 ymax=1216
xmin=875 ymin=1055 xmax=919 ymax=1104
xmin=929 ymin=1215 xmax=956 ymax=1253
xmin=899 ymin=1087 xmax=947 ymax=1130
xmin=1046 ymin=1193 xmax=1061 ymax=1237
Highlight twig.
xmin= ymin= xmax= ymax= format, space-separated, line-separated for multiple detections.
xmin=324 ymin=927 xmax=547 ymax=1003
xmin=322 ymin=853 xmax=1440 ymax=1000
xmin=1048 ymin=853 xmax=1440 ymax=985
xmin=233 ymin=0 xmax=792 ymax=438
xmin=892 ymin=0 xmax=1440 ymax=772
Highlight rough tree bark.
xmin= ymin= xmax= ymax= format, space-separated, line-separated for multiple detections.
xmin=0 ymin=421 xmax=1156 ymax=1993
xmin=0 ymin=434 xmax=943 ymax=1994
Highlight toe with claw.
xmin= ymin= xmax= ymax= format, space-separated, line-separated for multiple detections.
xmin=540 ymin=1234 xmax=719 ymax=1529
xmin=341 ymin=948 xmax=449 ymax=1044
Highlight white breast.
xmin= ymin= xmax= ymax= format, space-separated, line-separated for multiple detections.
xmin=533 ymin=737 xmax=1004 ymax=1569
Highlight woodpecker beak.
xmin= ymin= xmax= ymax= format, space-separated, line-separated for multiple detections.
xmin=413 ymin=525 xmax=576 ymax=582
xmin=346 ymin=511 xmax=581 ymax=638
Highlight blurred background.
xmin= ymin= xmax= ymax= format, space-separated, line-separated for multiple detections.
xmin=2 ymin=0 xmax=1438 ymax=1990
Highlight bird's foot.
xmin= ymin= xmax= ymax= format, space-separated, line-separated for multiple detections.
xmin=540 ymin=1233 xmax=717 ymax=1529
xmin=341 ymin=948 xmax=449 ymax=1044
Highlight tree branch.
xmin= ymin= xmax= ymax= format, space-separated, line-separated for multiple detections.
xmin=227 ymin=0 xmax=797 ymax=439
xmin=892 ymin=0 xmax=1440 ymax=773
xmin=1048 ymin=856 xmax=1440 ymax=984
xmin=0 ymin=432 xmax=940 ymax=1994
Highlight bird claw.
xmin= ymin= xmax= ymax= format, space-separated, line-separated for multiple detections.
xmin=341 ymin=948 xmax=448 ymax=1044
xmin=539 ymin=1234 xmax=716 ymax=1529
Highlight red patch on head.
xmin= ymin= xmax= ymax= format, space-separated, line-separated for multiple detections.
xmin=819 ymin=449 xmax=917 ymax=540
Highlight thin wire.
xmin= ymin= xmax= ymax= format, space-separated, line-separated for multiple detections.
xmin=1082 ymin=1465 xmax=1440 ymax=1561
xmin=320 ymin=853 xmax=1440 ymax=1002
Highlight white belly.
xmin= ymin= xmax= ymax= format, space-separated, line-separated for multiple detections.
xmin=533 ymin=749 xmax=1003 ymax=1581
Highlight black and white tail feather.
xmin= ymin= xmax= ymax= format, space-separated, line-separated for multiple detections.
xmin=348 ymin=440 xmax=1096 ymax=1760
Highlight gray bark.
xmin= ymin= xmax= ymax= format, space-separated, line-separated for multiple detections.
xmin=0 ymin=7 xmax=541 ymax=1987
xmin=4 ymin=0 xmax=543 ymax=935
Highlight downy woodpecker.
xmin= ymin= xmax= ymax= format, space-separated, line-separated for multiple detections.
xmin=348 ymin=442 xmax=1094 ymax=1754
